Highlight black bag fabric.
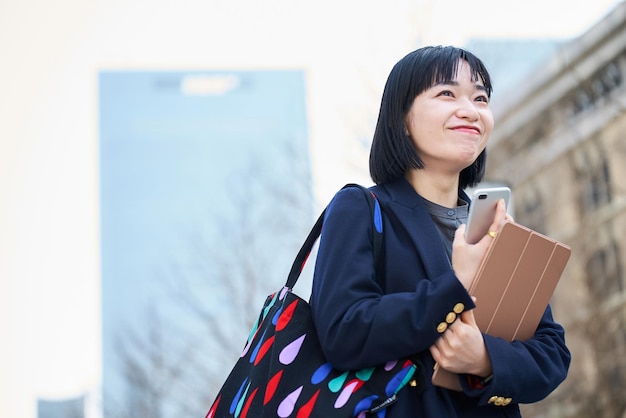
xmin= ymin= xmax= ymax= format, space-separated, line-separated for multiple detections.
xmin=206 ymin=184 xmax=417 ymax=418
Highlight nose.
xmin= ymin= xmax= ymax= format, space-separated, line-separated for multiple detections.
xmin=455 ymin=98 xmax=479 ymax=121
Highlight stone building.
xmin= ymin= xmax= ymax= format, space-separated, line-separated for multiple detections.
xmin=485 ymin=3 xmax=626 ymax=417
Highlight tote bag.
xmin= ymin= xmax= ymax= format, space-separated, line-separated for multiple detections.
xmin=206 ymin=184 xmax=418 ymax=418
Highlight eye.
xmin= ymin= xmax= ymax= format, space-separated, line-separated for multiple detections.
xmin=474 ymin=93 xmax=490 ymax=104
xmin=437 ymin=90 xmax=454 ymax=98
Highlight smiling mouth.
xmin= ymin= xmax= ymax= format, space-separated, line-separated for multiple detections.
xmin=451 ymin=126 xmax=481 ymax=135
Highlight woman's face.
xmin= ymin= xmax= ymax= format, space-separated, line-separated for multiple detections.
xmin=404 ymin=60 xmax=493 ymax=176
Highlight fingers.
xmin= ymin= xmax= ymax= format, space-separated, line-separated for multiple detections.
xmin=452 ymin=223 xmax=484 ymax=288
xmin=431 ymin=305 xmax=488 ymax=375
xmin=460 ymin=307 xmax=477 ymax=327
xmin=493 ymin=198 xmax=507 ymax=226
xmin=486 ymin=199 xmax=507 ymax=239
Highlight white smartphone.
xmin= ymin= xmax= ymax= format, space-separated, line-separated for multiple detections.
xmin=465 ymin=186 xmax=511 ymax=244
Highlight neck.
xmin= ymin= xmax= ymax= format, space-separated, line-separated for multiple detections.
xmin=405 ymin=170 xmax=460 ymax=208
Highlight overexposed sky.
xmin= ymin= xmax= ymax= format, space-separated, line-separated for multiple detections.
xmin=421 ymin=0 xmax=621 ymax=45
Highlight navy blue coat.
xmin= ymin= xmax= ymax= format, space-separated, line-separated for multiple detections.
xmin=310 ymin=178 xmax=570 ymax=417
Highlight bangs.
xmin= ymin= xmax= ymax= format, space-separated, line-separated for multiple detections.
xmin=425 ymin=49 xmax=493 ymax=98
xmin=397 ymin=46 xmax=493 ymax=114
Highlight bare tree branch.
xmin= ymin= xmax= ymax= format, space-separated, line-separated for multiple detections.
xmin=110 ymin=141 xmax=314 ymax=418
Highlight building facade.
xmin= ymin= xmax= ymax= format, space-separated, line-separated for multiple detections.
xmin=485 ymin=3 xmax=626 ymax=417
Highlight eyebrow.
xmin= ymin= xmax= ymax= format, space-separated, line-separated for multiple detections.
xmin=434 ymin=80 xmax=488 ymax=93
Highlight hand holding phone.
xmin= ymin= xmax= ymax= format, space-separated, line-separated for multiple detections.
xmin=465 ymin=187 xmax=511 ymax=244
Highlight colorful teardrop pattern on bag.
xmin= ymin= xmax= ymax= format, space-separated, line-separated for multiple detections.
xmin=354 ymin=395 xmax=379 ymax=416
xmin=276 ymin=299 xmax=298 ymax=331
xmin=296 ymin=389 xmax=320 ymax=418
xmin=311 ymin=363 xmax=333 ymax=384
xmin=253 ymin=335 xmax=275 ymax=366
xmin=272 ymin=306 xmax=283 ymax=326
xmin=229 ymin=379 xmax=248 ymax=414
xmin=207 ymin=290 xmax=417 ymax=417
xmin=239 ymin=387 xmax=258 ymax=418
xmin=234 ymin=380 xmax=251 ymax=417
xmin=279 ymin=334 xmax=305 ymax=365
xmin=385 ymin=360 xmax=416 ymax=396
xmin=335 ymin=379 xmax=365 ymax=409
xmin=355 ymin=367 xmax=375 ymax=381
xmin=242 ymin=295 xmax=278 ymax=358
xmin=384 ymin=360 xmax=398 ymax=371
xmin=206 ymin=187 xmax=419 ymax=417
xmin=328 ymin=371 xmax=349 ymax=393
xmin=249 ymin=329 xmax=268 ymax=364
xmin=264 ymin=370 xmax=283 ymax=405
xmin=277 ymin=386 xmax=303 ymax=417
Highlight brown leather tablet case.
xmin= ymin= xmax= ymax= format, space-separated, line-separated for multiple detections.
xmin=432 ymin=221 xmax=572 ymax=391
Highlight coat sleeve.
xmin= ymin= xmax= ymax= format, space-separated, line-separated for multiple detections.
xmin=310 ymin=187 xmax=475 ymax=370
xmin=461 ymin=305 xmax=570 ymax=404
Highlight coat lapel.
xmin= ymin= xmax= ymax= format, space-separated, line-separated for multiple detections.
xmin=375 ymin=178 xmax=454 ymax=279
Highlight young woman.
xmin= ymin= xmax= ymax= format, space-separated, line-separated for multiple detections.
xmin=310 ymin=46 xmax=570 ymax=417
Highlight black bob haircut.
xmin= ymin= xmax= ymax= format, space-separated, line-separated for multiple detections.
xmin=369 ymin=45 xmax=493 ymax=189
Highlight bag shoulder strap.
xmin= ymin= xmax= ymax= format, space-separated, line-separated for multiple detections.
xmin=285 ymin=183 xmax=384 ymax=290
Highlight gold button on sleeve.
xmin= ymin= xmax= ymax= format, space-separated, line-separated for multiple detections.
xmin=453 ymin=303 xmax=465 ymax=314
xmin=494 ymin=397 xmax=504 ymax=406
xmin=446 ymin=312 xmax=457 ymax=323
xmin=502 ymin=398 xmax=512 ymax=406
xmin=437 ymin=322 xmax=448 ymax=333
xmin=488 ymin=396 xmax=497 ymax=404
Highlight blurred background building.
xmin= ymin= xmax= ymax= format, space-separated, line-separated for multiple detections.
xmin=486 ymin=3 xmax=626 ymax=416
xmin=37 ymin=396 xmax=86 ymax=418
xmin=98 ymin=69 xmax=314 ymax=417
xmin=1 ymin=0 xmax=624 ymax=417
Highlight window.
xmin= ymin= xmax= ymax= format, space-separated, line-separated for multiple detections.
xmin=568 ymin=54 xmax=625 ymax=118
xmin=571 ymin=140 xmax=612 ymax=215
xmin=585 ymin=241 xmax=623 ymax=301
xmin=581 ymin=156 xmax=611 ymax=212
